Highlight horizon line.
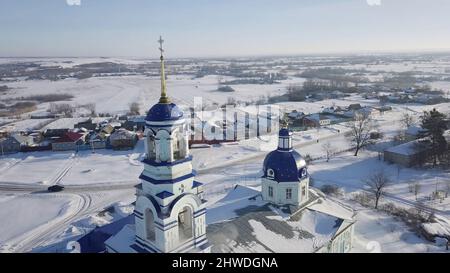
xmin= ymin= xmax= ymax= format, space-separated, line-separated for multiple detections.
xmin=2 ymin=48 xmax=450 ymax=60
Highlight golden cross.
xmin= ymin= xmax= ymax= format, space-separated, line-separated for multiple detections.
xmin=158 ymin=36 xmax=164 ymax=57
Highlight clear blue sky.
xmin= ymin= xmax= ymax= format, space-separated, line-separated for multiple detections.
xmin=1 ymin=0 xmax=450 ymax=57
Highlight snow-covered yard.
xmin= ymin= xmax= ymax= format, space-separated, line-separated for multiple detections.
xmin=59 ymin=149 xmax=143 ymax=186
xmin=350 ymin=204 xmax=444 ymax=253
xmin=0 ymin=193 xmax=77 ymax=251
xmin=0 ymin=152 xmax=75 ymax=185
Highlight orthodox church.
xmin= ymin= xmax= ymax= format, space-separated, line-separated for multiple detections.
xmin=206 ymin=127 xmax=356 ymax=253
xmin=78 ymin=38 xmax=355 ymax=253
xmin=104 ymin=37 xmax=210 ymax=253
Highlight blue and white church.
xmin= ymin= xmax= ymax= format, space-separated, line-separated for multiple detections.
xmin=104 ymin=37 xmax=210 ymax=253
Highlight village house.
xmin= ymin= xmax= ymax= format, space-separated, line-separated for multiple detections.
xmin=109 ymin=128 xmax=137 ymax=150
xmin=384 ymin=139 xmax=429 ymax=167
xmin=347 ymin=103 xmax=362 ymax=111
xmin=359 ymin=106 xmax=380 ymax=117
xmin=303 ymin=114 xmax=331 ymax=128
xmin=322 ymin=106 xmax=343 ymax=115
xmin=74 ymin=118 xmax=98 ymax=131
xmin=43 ymin=128 xmax=69 ymax=138
xmin=52 ymin=131 xmax=87 ymax=151
xmin=87 ymin=132 xmax=108 ymax=149
xmin=0 ymin=134 xmax=32 ymax=154
xmin=288 ymin=110 xmax=305 ymax=120
xmin=101 ymin=124 xmax=115 ymax=135
xmin=1 ymin=137 xmax=21 ymax=154
xmin=124 ymin=116 xmax=146 ymax=131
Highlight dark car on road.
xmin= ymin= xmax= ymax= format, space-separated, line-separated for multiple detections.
xmin=47 ymin=185 xmax=65 ymax=192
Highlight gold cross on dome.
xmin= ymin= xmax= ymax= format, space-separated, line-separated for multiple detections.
xmin=158 ymin=36 xmax=164 ymax=56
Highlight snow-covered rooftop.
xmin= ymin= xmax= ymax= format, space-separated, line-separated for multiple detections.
xmin=206 ymin=186 xmax=355 ymax=253
xmin=385 ymin=140 xmax=428 ymax=156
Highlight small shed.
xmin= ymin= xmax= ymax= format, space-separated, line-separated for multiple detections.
xmin=384 ymin=140 xmax=429 ymax=167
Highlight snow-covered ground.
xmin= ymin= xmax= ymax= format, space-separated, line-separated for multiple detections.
xmin=1 ymin=100 xmax=448 ymax=252
xmin=0 ymin=193 xmax=77 ymax=251
xmin=1 ymin=56 xmax=449 ymax=253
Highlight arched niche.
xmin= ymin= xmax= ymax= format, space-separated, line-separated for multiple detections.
xmin=155 ymin=129 xmax=172 ymax=162
xmin=146 ymin=130 xmax=156 ymax=160
xmin=172 ymin=127 xmax=187 ymax=160
xmin=177 ymin=205 xmax=194 ymax=243
xmin=144 ymin=208 xmax=156 ymax=241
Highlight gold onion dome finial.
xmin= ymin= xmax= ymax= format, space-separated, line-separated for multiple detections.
xmin=281 ymin=116 xmax=290 ymax=129
xmin=158 ymin=35 xmax=170 ymax=104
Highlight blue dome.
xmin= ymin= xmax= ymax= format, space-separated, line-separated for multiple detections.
xmin=279 ymin=128 xmax=291 ymax=137
xmin=145 ymin=103 xmax=183 ymax=122
xmin=262 ymin=149 xmax=307 ymax=182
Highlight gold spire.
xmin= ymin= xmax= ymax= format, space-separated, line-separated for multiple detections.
xmin=281 ymin=115 xmax=290 ymax=129
xmin=158 ymin=35 xmax=170 ymax=104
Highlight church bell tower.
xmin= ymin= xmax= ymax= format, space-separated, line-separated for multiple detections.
xmin=132 ymin=36 xmax=210 ymax=253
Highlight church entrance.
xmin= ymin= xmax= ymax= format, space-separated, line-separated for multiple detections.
xmin=177 ymin=206 xmax=193 ymax=243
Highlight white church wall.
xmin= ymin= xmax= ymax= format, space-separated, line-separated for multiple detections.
xmin=262 ymin=178 xmax=301 ymax=206
xmin=142 ymin=160 xmax=193 ymax=180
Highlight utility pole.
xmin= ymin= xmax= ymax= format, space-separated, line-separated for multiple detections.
xmin=91 ymin=139 xmax=95 ymax=154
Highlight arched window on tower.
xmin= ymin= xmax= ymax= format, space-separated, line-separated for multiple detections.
xmin=172 ymin=128 xmax=186 ymax=161
xmin=178 ymin=206 xmax=194 ymax=243
xmin=173 ymin=137 xmax=181 ymax=160
xmin=156 ymin=130 xmax=171 ymax=162
xmin=147 ymin=132 xmax=156 ymax=160
xmin=144 ymin=208 xmax=155 ymax=241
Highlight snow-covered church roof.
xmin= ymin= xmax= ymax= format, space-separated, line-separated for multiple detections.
xmin=206 ymin=185 xmax=355 ymax=253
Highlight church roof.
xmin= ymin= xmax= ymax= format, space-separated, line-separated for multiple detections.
xmin=155 ymin=190 xmax=174 ymax=199
xmin=145 ymin=103 xmax=184 ymax=122
xmin=262 ymin=128 xmax=307 ymax=182
xmin=77 ymin=214 xmax=134 ymax=253
xmin=263 ymin=149 xmax=307 ymax=182
xmin=279 ymin=128 xmax=291 ymax=137
xmin=206 ymin=186 xmax=355 ymax=253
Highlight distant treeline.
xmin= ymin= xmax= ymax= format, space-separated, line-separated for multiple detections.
xmin=296 ymin=67 xmax=369 ymax=84
xmin=16 ymin=93 xmax=74 ymax=103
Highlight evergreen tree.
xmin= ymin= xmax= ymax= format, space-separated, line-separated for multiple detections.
xmin=419 ymin=108 xmax=448 ymax=166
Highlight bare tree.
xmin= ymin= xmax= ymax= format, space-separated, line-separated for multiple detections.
xmin=364 ymin=170 xmax=391 ymax=209
xmin=401 ymin=113 xmax=415 ymax=129
xmin=322 ymin=141 xmax=334 ymax=162
xmin=129 ymin=102 xmax=140 ymax=115
xmin=414 ymin=182 xmax=421 ymax=200
xmin=446 ymin=181 xmax=450 ymax=198
xmin=84 ymin=103 xmax=96 ymax=117
xmin=49 ymin=103 xmax=75 ymax=117
xmin=349 ymin=113 xmax=375 ymax=156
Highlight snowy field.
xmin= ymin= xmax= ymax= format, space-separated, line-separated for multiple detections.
xmin=0 ymin=193 xmax=77 ymax=251
xmin=1 ymin=74 xmax=304 ymax=118
xmin=0 ymin=152 xmax=76 ymax=185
